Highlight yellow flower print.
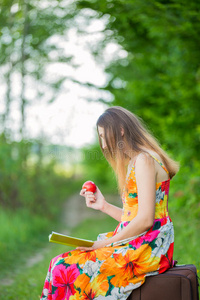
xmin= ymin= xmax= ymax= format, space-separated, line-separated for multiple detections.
xmin=90 ymin=273 xmax=109 ymax=296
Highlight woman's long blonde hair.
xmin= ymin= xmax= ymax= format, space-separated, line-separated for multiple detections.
xmin=96 ymin=106 xmax=179 ymax=194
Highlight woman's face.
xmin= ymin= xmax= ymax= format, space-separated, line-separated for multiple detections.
xmin=98 ymin=126 xmax=107 ymax=149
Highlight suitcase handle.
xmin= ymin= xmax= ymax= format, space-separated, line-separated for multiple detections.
xmin=173 ymin=259 xmax=178 ymax=267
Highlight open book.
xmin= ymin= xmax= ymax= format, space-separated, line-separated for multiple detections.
xmin=49 ymin=231 xmax=94 ymax=247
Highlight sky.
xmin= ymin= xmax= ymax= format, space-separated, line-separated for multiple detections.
xmin=25 ymin=24 xmax=114 ymax=148
xmin=0 ymin=11 xmax=127 ymax=148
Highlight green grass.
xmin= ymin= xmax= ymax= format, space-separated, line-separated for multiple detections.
xmin=0 ymin=209 xmax=199 ymax=299
xmin=170 ymin=207 xmax=200 ymax=274
xmin=0 ymin=179 xmax=82 ymax=280
xmin=0 ymin=216 xmax=118 ymax=300
xmin=0 ymin=209 xmax=52 ymax=278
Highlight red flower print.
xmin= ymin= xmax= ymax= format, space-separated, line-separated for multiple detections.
xmin=40 ymin=280 xmax=52 ymax=299
xmin=159 ymin=242 xmax=174 ymax=273
xmin=62 ymin=251 xmax=70 ymax=259
xmin=161 ymin=181 xmax=170 ymax=195
xmin=113 ymin=223 xmax=121 ymax=236
xmin=53 ymin=263 xmax=79 ymax=300
xmin=82 ymin=289 xmax=97 ymax=300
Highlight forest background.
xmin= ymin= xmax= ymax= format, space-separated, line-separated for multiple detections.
xmin=0 ymin=0 xmax=199 ymax=297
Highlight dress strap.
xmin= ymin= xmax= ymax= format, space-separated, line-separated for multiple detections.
xmin=148 ymin=154 xmax=169 ymax=176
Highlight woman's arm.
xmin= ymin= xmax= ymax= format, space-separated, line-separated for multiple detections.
xmin=101 ymin=201 xmax=123 ymax=222
xmin=78 ymin=153 xmax=156 ymax=250
xmin=80 ymin=187 xmax=122 ymax=222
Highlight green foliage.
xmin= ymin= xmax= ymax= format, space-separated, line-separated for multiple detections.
xmin=0 ymin=0 xmax=79 ymax=141
xmin=0 ymin=0 xmax=76 ymax=95
xmin=81 ymin=144 xmax=118 ymax=194
xmin=170 ymin=166 xmax=200 ymax=219
xmin=76 ymin=0 xmax=200 ymax=219
xmin=0 ymin=208 xmax=50 ymax=279
xmin=170 ymin=204 xmax=200 ymax=276
xmin=0 ymin=135 xmax=78 ymax=218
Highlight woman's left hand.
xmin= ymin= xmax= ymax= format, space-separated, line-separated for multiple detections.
xmin=76 ymin=240 xmax=109 ymax=251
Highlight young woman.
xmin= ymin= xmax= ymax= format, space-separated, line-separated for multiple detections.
xmin=40 ymin=106 xmax=179 ymax=300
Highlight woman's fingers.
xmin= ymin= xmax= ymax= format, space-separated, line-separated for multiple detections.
xmin=79 ymin=190 xmax=97 ymax=208
xmin=85 ymin=192 xmax=96 ymax=200
xmin=80 ymin=190 xmax=95 ymax=197
xmin=86 ymin=197 xmax=96 ymax=207
xmin=76 ymin=246 xmax=93 ymax=251
xmin=80 ymin=189 xmax=86 ymax=196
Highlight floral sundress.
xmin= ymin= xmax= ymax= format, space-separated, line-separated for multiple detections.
xmin=41 ymin=154 xmax=174 ymax=300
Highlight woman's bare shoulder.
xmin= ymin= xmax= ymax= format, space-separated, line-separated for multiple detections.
xmin=134 ymin=152 xmax=154 ymax=166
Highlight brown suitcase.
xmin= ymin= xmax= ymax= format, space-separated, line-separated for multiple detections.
xmin=128 ymin=264 xmax=199 ymax=300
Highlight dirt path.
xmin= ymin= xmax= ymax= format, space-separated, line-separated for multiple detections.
xmin=0 ymin=193 xmax=119 ymax=287
xmin=61 ymin=192 xmax=103 ymax=229
xmin=26 ymin=193 xmax=100 ymax=268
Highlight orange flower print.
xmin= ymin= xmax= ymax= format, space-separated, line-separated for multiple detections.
xmin=73 ymin=274 xmax=113 ymax=299
xmin=105 ymin=231 xmax=114 ymax=239
xmin=127 ymin=178 xmax=137 ymax=195
xmin=66 ymin=247 xmax=115 ymax=267
xmin=95 ymin=247 xmax=115 ymax=261
xmin=65 ymin=249 xmax=96 ymax=265
xmin=101 ymin=245 xmax=159 ymax=287
xmin=127 ymin=196 xmax=138 ymax=207
xmin=74 ymin=273 xmax=90 ymax=293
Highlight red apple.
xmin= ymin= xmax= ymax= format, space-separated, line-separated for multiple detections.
xmin=82 ymin=180 xmax=97 ymax=193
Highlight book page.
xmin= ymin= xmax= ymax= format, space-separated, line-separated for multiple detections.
xmin=49 ymin=231 xmax=94 ymax=247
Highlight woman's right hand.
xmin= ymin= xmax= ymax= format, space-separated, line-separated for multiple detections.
xmin=79 ymin=186 xmax=106 ymax=211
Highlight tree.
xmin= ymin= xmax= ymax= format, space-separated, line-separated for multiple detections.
xmin=75 ymin=0 xmax=200 ymax=215
xmin=0 ymin=0 xmax=77 ymax=140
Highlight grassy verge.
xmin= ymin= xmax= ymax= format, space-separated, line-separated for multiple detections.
xmin=0 ymin=209 xmax=50 ymax=279
xmin=0 ymin=209 xmax=199 ymax=299
xmin=0 ymin=216 xmax=118 ymax=300
xmin=170 ymin=207 xmax=200 ymax=273
xmin=0 ymin=179 xmax=82 ymax=280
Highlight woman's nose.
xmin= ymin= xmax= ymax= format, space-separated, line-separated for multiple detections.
xmin=102 ymin=140 xmax=107 ymax=149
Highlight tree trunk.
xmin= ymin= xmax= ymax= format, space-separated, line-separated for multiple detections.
xmin=19 ymin=0 xmax=29 ymax=166
xmin=20 ymin=0 xmax=29 ymax=139
xmin=2 ymin=65 xmax=12 ymax=139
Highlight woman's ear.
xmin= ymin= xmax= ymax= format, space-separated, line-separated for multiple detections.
xmin=121 ymin=127 xmax=124 ymax=137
